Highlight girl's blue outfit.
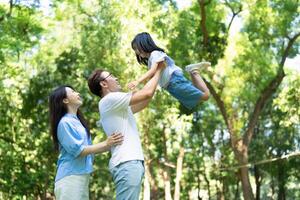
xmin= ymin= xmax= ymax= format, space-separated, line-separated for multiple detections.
xmin=148 ymin=50 xmax=204 ymax=110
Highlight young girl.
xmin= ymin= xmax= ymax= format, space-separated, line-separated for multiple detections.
xmin=128 ymin=32 xmax=210 ymax=111
xmin=49 ymin=85 xmax=123 ymax=200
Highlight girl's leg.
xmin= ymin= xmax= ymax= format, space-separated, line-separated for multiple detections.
xmin=185 ymin=62 xmax=211 ymax=102
xmin=190 ymin=71 xmax=209 ymax=95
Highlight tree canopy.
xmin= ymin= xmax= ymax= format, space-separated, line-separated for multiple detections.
xmin=0 ymin=0 xmax=299 ymax=199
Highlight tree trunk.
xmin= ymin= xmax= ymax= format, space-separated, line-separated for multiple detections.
xmin=198 ymin=0 xmax=209 ymax=47
xmin=234 ymin=142 xmax=255 ymax=200
xmin=143 ymin=165 xmax=151 ymax=200
xmin=216 ymin=184 xmax=225 ymax=200
xmin=239 ymin=166 xmax=254 ymax=200
xmin=196 ymin=163 xmax=202 ymax=200
xmin=146 ymin=160 xmax=159 ymax=200
xmin=203 ymin=168 xmax=211 ymax=199
xmin=234 ymin=179 xmax=240 ymax=200
xmin=277 ymin=161 xmax=286 ymax=200
xmin=216 ymin=173 xmax=225 ymax=200
xmin=174 ymin=147 xmax=185 ymax=200
xmin=254 ymin=165 xmax=261 ymax=200
xmin=162 ymin=169 xmax=173 ymax=200
xmin=141 ymin=120 xmax=158 ymax=199
xmin=162 ymin=126 xmax=172 ymax=200
xmin=271 ymin=175 xmax=275 ymax=200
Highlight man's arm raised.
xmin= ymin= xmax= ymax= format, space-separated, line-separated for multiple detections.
xmin=130 ymin=62 xmax=165 ymax=113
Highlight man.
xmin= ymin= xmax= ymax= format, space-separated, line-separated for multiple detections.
xmin=87 ymin=63 xmax=164 ymax=199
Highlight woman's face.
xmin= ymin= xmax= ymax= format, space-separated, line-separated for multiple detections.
xmin=64 ymin=87 xmax=82 ymax=107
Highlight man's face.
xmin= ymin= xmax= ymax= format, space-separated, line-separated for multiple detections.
xmin=101 ymin=71 xmax=121 ymax=92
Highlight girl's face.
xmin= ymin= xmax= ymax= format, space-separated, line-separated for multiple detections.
xmin=133 ymin=47 xmax=149 ymax=58
xmin=64 ymin=87 xmax=82 ymax=107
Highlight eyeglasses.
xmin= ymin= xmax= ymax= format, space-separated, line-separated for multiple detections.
xmin=100 ymin=73 xmax=112 ymax=81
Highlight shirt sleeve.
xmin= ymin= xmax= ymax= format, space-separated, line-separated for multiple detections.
xmin=57 ymin=120 xmax=86 ymax=158
xmin=105 ymin=92 xmax=132 ymax=112
xmin=149 ymin=51 xmax=167 ymax=67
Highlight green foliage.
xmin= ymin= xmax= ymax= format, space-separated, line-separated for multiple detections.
xmin=0 ymin=4 xmax=43 ymax=63
xmin=0 ymin=0 xmax=299 ymax=199
xmin=249 ymin=73 xmax=300 ymax=198
xmin=168 ymin=0 xmax=227 ymax=67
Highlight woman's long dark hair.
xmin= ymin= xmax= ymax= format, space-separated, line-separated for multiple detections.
xmin=49 ymin=85 xmax=90 ymax=151
xmin=131 ymin=32 xmax=165 ymax=66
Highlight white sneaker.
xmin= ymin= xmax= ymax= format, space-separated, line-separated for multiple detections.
xmin=185 ymin=61 xmax=211 ymax=73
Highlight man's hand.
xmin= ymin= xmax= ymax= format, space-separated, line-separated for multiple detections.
xmin=156 ymin=61 xmax=166 ymax=71
xmin=127 ymin=80 xmax=139 ymax=90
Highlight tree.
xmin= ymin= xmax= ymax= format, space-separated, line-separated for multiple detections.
xmin=168 ymin=0 xmax=299 ymax=199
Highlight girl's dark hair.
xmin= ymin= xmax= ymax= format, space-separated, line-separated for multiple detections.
xmin=49 ymin=85 xmax=90 ymax=151
xmin=131 ymin=32 xmax=165 ymax=66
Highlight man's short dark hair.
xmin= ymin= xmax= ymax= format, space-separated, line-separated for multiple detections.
xmin=88 ymin=69 xmax=104 ymax=97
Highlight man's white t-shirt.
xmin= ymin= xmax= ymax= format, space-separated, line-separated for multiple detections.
xmin=99 ymin=92 xmax=144 ymax=170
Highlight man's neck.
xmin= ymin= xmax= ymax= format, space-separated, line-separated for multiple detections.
xmin=102 ymin=89 xmax=121 ymax=98
xmin=101 ymin=90 xmax=110 ymax=98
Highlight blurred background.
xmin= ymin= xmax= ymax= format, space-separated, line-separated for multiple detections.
xmin=0 ymin=0 xmax=299 ymax=199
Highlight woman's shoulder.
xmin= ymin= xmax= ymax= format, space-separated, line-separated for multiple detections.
xmin=58 ymin=114 xmax=78 ymax=128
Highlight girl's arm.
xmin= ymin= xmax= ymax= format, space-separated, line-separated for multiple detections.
xmin=129 ymin=62 xmax=165 ymax=112
xmin=79 ymin=132 xmax=123 ymax=157
xmin=137 ymin=62 xmax=159 ymax=83
xmin=128 ymin=62 xmax=162 ymax=90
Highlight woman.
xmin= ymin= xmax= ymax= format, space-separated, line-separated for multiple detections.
xmin=49 ymin=85 xmax=123 ymax=200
